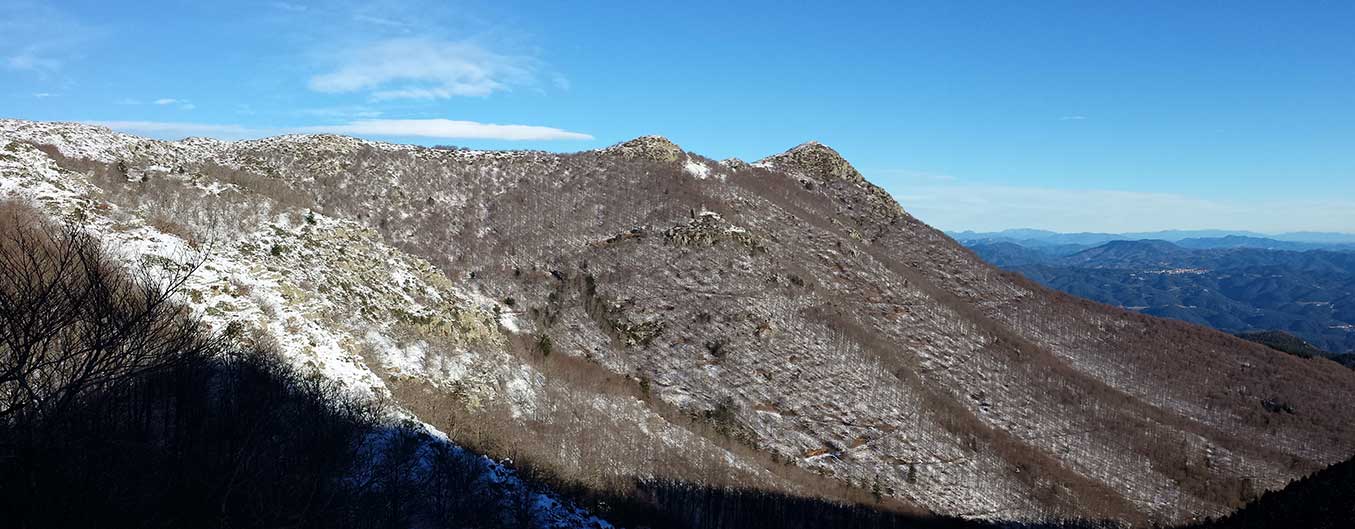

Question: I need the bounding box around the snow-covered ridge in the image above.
[0,119,547,169]
[0,119,795,526]
[0,134,614,529]
[7,117,1353,527]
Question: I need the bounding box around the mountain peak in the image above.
[7,119,1353,526]
[758,140,864,183]
[603,135,684,162]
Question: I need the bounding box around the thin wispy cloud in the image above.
[300,118,592,140]
[551,75,572,91]
[6,52,62,73]
[119,97,195,110]
[352,14,408,29]
[1058,115,1088,121]
[309,37,537,100]
[154,98,195,110]
[86,118,592,142]
[297,105,384,119]
[267,2,307,12]
[0,2,101,77]
[84,120,270,140]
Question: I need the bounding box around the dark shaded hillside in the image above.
[1187,456,1355,529]
[0,199,1113,529]
[1236,331,1355,370]
[8,119,1355,526]
[12,191,1296,529]
[0,202,570,529]
[1237,331,1332,359]
[219,134,1355,523]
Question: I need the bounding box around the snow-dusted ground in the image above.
[0,130,614,529]
[6,118,1353,527]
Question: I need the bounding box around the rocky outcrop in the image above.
[5,119,1355,527]
[758,141,864,183]
[664,210,759,249]
[759,141,907,221]
[602,135,684,163]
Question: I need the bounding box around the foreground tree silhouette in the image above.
[0,201,203,426]
[0,202,383,528]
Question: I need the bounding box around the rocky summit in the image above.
[3,118,1354,527]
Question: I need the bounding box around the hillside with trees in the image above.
[4,119,1355,527]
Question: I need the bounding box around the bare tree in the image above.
[0,201,208,424]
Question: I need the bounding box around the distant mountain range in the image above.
[956,234,1355,355]
[949,229,1355,251]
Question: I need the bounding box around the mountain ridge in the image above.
[4,118,1355,526]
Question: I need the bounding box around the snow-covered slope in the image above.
[4,118,1355,527]
[0,129,612,529]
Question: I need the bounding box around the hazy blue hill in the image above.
[961,241,1060,266]
[1275,231,1355,245]
[1115,229,1268,241]
[951,229,1355,251]
[966,240,1355,353]
[1059,239,1193,268]
[950,229,1268,246]
[1177,235,1355,252]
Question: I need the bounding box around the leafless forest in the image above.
[2,120,1353,528]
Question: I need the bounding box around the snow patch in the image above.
[684,157,711,179]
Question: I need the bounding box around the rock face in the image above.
[759,141,864,183]
[759,141,906,219]
[663,210,759,248]
[4,118,1355,527]
[0,129,615,528]
[604,135,684,163]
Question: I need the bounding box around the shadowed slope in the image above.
[5,119,1354,526]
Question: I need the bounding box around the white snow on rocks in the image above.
[0,127,616,529]
[683,157,712,179]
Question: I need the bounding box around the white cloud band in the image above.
[299,118,591,141]
[86,118,592,142]
[308,38,536,100]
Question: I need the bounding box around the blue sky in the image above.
[3,1,1353,233]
